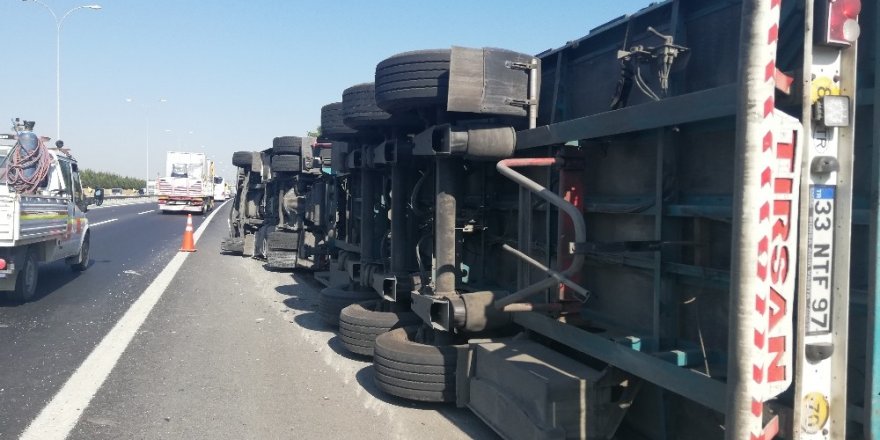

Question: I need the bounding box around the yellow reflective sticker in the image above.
[811,76,840,104]
[802,392,830,434]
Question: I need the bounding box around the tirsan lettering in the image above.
[770,244,789,285]
[758,136,797,387]
[768,286,786,331]
[766,336,787,382]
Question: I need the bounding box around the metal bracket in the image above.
[345,150,362,169]
[505,98,539,108]
[366,269,415,303]
[411,293,453,331]
[344,258,361,284]
[811,156,840,174]
[805,342,834,362]
[505,60,538,71]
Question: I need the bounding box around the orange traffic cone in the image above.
[180,214,197,252]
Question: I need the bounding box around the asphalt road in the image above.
[0,201,207,438]
[0,201,496,439]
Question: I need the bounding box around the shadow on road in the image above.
[275,283,337,334]
[354,365,499,439]
[267,273,500,439]
[327,335,372,361]
[291,309,334,334]
[0,258,108,307]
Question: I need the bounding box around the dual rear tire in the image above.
[338,300,421,357]
[373,326,461,403]
[317,287,376,327]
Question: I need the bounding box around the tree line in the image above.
[80,169,145,190]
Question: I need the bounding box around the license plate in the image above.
[806,184,835,336]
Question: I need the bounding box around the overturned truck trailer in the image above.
[223,138,336,271]
[308,0,877,438]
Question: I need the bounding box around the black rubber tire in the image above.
[373,370,452,392]
[220,238,244,254]
[272,136,303,155]
[338,300,422,357]
[321,102,357,140]
[69,231,90,271]
[375,49,450,113]
[372,326,461,402]
[12,248,38,303]
[271,155,301,173]
[318,288,377,327]
[232,151,253,168]
[267,250,297,269]
[267,231,299,250]
[342,83,393,129]
[373,354,455,375]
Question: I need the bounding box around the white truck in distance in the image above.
[157,151,214,214]
[213,176,226,202]
[0,119,101,302]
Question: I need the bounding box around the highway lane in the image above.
[64,202,493,440]
[0,201,214,438]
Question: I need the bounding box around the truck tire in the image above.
[267,250,297,269]
[242,233,256,257]
[232,151,253,168]
[271,155,302,173]
[342,83,393,129]
[68,231,90,271]
[268,231,299,250]
[375,49,451,113]
[321,102,357,140]
[318,287,376,327]
[12,248,38,302]
[272,136,303,155]
[220,238,244,254]
[339,300,422,357]
[373,326,461,402]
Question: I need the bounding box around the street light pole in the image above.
[22,0,102,140]
[126,98,167,182]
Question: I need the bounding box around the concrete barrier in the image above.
[98,196,157,207]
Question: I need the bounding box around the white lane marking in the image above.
[136,210,154,215]
[90,219,118,227]
[20,199,229,440]
[90,200,156,210]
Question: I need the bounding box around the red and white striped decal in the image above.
[747,0,792,439]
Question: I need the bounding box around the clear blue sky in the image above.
[0,0,654,182]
